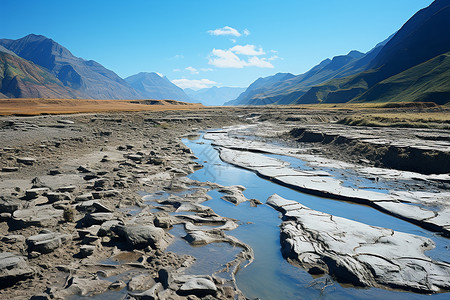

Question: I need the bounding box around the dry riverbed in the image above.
[0,105,449,299]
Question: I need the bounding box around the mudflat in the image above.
[0,104,449,299]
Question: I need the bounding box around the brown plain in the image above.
[0,98,204,116]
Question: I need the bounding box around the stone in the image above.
[12,205,63,229]
[17,157,36,165]
[2,235,25,244]
[25,187,50,200]
[2,166,19,172]
[129,282,163,300]
[79,245,95,258]
[113,225,170,250]
[128,274,157,291]
[0,252,34,287]
[0,195,23,213]
[267,194,450,293]
[26,231,72,254]
[46,192,71,203]
[178,278,217,297]
[82,213,114,226]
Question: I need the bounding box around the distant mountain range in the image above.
[125,72,193,102]
[228,0,450,105]
[185,86,245,106]
[0,35,193,101]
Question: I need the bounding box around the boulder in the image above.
[113,225,170,250]
[178,278,217,297]
[0,252,34,287]
[26,231,71,254]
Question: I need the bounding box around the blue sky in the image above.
[3,0,433,89]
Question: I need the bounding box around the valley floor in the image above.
[0,105,448,299]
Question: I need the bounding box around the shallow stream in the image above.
[181,132,450,300]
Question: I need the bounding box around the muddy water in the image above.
[182,133,450,300]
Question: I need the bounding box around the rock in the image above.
[57,185,76,193]
[113,225,171,250]
[26,231,71,254]
[79,245,95,258]
[48,169,61,176]
[51,275,111,298]
[12,205,63,229]
[57,119,74,124]
[178,278,217,297]
[0,252,34,287]
[46,192,71,203]
[25,187,50,200]
[154,215,175,228]
[81,213,114,227]
[109,280,126,290]
[183,231,223,245]
[17,157,36,165]
[127,154,143,162]
[2,166,19,172]
[129,282,163,300]
[2,235,25,244]
[158,268,172,289]
[217,186,249,205]
[97,220,122,236]
[92,189,119,199]
[267,194,450,293]
[75,193,94,202]
[0,195,23,213]
[30,293,51,300]
[128,274,157,291]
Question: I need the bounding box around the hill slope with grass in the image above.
[0,50,80,98]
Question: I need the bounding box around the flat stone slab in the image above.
[0,252,34,287]
[218,147,450,236]
[267,194,450,293]
[12,205,63,229]
[26,231,72,254]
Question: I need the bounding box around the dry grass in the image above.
[0,98,204,116]
[338,112,450,129]
[290,102,440,111]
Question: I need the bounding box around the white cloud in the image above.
[185,66,199,74]
[230,44,265,56]
[208,45,274,69]
[208,26,241,37]
[268,55,279,61]
[247,57,274,68]
[208,48,245,68]
[200,68,213,72]
[170,54,184,60]
[172,79,217,90]
[243,29,250,36]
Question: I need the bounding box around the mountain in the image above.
[0,34,141,99]
[185,86,245,106]
[225,73,295,105]
[227,43,389,105]
[124,72,193,102]
[292,0,450,104]
[0,49,80,98]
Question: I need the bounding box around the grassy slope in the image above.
[0,52,79,98]
[353,51,450,104]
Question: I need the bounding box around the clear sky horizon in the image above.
[2,0,434,90]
